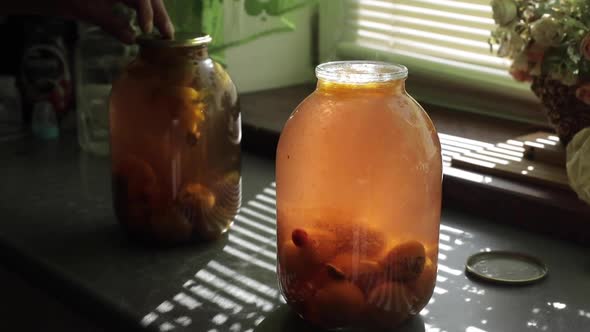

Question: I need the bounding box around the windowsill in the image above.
[241,84,590,244]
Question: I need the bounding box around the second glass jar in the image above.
[276,61,442,330]
[109,34,241,245]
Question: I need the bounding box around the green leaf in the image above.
[280,16,296,30]
[568,43,582,64]
[244,0,264,16]
[267,0,318,16]
[541,46,568,75]
[166,0,203,33]
[165,0,316,63]
[202,0,225,62]
[202,0,224,41]
[579,59,590,81]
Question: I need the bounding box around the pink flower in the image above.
[510,68,532,82]
[580,33,590,61]
[527,50,545,64]
[576,84,590,105]
[509,54,532,82]
[527,44,546,63]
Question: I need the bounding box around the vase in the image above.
[531,76,590,145]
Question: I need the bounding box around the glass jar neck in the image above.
[316,79,406,95]
[139,45,209,65]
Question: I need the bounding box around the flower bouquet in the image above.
[489,0,590,144]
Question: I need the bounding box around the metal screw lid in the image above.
[465,250,548,285]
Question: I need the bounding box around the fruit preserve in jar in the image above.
[109,34,241,245]
[276,61,442,329]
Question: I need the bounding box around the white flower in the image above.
[491,0,518,26]
[523,6,538,22]
[495,23,525,58]
[580,33,590,61]
[530,16,563,47]
[567,128,590,205]
[507,31,525,57]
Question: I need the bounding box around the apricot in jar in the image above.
[291,228,338,264]
[151,208,193,243]
[307,281,365,328]
[381,240,426,281]
[366,281,412,328]
[326,254,382,294]
[315,220,386,257]
[406,258,437,311]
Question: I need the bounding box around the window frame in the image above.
[319,0,547,126]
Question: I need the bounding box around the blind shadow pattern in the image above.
[140,146,589,331]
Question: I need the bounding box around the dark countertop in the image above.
[1,133,590,332]
[0,135,275,331]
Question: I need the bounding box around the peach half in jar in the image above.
[306,281,366,328]
[313,219,386,258]
[151,208,193,243]
[406,257,437,312]
[278,231,436,329]
[326,254,382,295]
[366,281,412,329]
[290,228,339,265]
[381,240,427,282]
[112,156,160,231]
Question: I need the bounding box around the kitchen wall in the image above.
[223,2,316,93]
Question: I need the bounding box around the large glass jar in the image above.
[109,34,241,245]
[276,61,442,330]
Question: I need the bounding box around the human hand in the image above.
[59,0,174,43]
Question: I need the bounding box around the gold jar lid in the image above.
[137,32,212,48]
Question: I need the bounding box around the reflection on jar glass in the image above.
[276,61,442,330]
[109,33,241,245]
[77,16,139,156]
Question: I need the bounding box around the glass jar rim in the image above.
[137,32,212,48]
[316,61,408,84]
